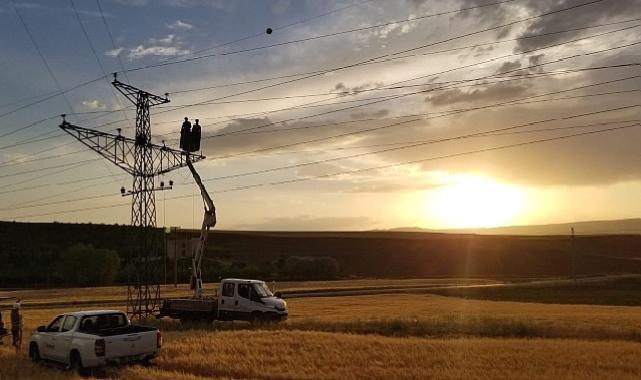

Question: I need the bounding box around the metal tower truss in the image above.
[58,122,204,177]
[58,75,205,320]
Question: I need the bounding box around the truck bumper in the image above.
[105,352,158,366]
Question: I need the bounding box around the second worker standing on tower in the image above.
[180,117,201,153]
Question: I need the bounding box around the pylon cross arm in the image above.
[112,79,169,106]
[59,121,205,176]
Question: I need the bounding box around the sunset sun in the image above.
[426,175,525,229]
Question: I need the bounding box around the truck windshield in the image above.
[252,283,273,298]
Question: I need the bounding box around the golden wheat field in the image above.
[2,282,641,379]
[0,278,495,306]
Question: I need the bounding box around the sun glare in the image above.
[426,175,524,229]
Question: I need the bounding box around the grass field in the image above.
[428,276,641,306]
[2,279,641,379]
[0,278,497,307]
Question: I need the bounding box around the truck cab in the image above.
[159,278,288,323]
[218,279,288,322]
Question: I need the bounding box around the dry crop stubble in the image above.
[3,289,641,379]
[131,330,641,380]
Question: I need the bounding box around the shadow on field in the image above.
[147,315,641,343]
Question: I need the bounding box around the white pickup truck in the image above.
[29,310,161,374]
[159,278,288,323]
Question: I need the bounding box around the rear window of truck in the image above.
[79,313,127,331]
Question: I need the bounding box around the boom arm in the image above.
[186,157,216,298]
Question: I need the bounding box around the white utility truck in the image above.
[158,157,288,323]
[159,278,288,322]
[29,310,161,373]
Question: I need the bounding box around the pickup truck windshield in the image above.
[253,283,273,298]
[79,313,128,331]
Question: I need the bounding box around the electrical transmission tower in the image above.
[60,74,204,320]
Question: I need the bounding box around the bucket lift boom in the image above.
[186,156,216,298]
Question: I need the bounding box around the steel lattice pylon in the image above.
[59,76,204,320]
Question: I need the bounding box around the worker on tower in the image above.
[191,118,201,152]
[180,117,191,150]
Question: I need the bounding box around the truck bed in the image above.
[159,298,219,320]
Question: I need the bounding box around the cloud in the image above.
[149,34,176,45]
[495,60,521,74]
[104,47,124,57]
[426,82,529,106]
[127,44,189,60]
[349,109,390,120]
[458,0,641,53]
[332,81,385,95]
[167,20,193,30]
[80,100,108,111]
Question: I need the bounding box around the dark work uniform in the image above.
[180,120,192,150]
[0,310,5,344]
[10,307,21,347]
[191,121,201,152]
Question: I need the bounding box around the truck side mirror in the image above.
[37,325,46,332]
[274,292,282,299]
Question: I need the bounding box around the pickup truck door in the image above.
[218,281,236,320]
[235,283,253,320]
[54,315,79,363]
[40,315,64,361]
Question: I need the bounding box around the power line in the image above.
[123,0,523,73]
[162,0,379,65]
[201,61,640,159]
[0,1,624,180]
[7,121,639,220]
[0,89,633,195]
[0,158,102,180]
[218,90,639,140]
[125,0,612,127]
[164,17,638,96]
[173,24,641,141]
[89,24,640,144]
[6,7,630,144]
[70,0,134,132]
[0,0,378,124]
[234,119,641,156]
[96,0,131,83]
[2,76,633,175]
[210,122,641,193]
[198,104,640,182]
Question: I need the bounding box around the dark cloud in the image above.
[495,60,522,74]
[350,109,390,120]
[332,82,385,95]
[459,0,641,53]
[513,0,641,53]
[426,82,529,106]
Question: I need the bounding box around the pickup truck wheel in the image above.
[69,351,88,376]
[29,343,41,363]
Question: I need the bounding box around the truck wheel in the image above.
[29,343,41,363]
[69,351,88,376]
[250,312,264,326]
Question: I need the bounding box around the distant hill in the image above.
[4,220,641,288]
[392,218,641,236]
